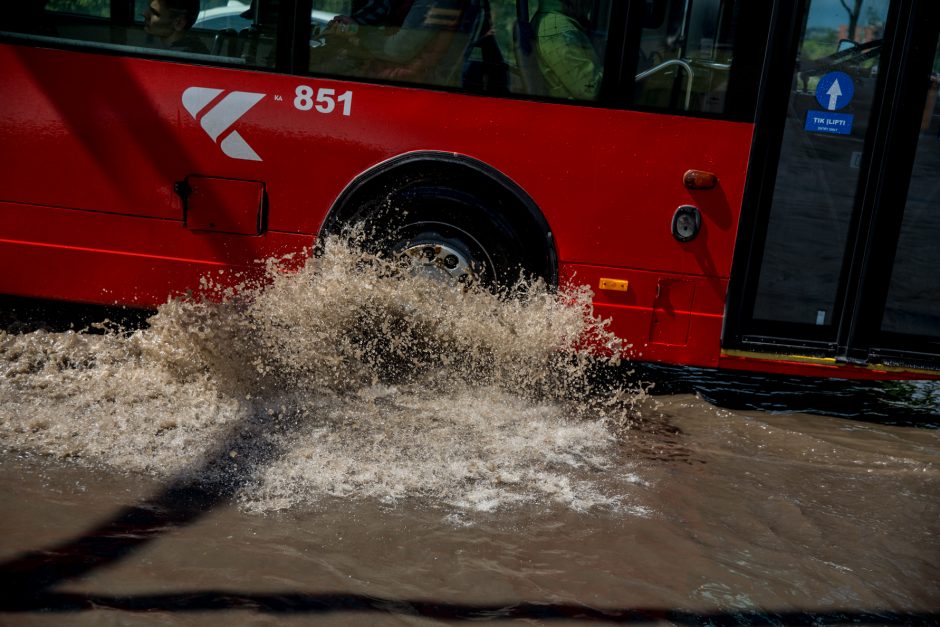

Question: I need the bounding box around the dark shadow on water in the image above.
[2,590,938,626]
[626,363,940,427]
[0,412,284,607]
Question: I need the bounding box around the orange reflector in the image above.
[683,169,718,190]
[599,278,629,292]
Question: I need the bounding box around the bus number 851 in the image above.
[294,85,353,116]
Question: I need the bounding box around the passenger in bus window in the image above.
[533,0,602,100]
[142,0,209,54]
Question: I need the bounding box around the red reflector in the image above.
[683,170,718,190]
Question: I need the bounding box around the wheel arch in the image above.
[319,151,558,286]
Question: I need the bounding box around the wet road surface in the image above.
[1,244,938,625]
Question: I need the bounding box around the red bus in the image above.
[1,0,938,379]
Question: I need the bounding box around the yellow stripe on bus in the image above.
[720,349,939,376]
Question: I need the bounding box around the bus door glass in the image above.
[728,0,940,370]
[877,38,940,355]
[752,0,890,334]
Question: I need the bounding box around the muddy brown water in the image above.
[1,242,938,625]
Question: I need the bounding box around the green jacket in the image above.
[533,0,602,100]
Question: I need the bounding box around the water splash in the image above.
[0,237,653,512]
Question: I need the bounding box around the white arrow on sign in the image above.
[826,79,843,111]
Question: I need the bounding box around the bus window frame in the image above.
[0,30,249,65]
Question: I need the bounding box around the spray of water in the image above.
[0,237,654,513]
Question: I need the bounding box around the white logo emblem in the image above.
[182,87,265,161]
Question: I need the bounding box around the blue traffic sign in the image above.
[815,71,855,111]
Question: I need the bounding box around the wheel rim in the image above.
[392,223,494,285]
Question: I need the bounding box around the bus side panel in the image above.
[0,202,311,306]
[0,44,755,367]
[1,45,753,273]
[0,41,755,258]
[1,46,186,221]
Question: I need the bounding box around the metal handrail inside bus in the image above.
[635,59,694,110]
[688,59,731,71]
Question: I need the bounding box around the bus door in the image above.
[724,0,940,372]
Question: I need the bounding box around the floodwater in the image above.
[1,240,938,626]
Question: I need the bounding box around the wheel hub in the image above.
[397,240,478,285]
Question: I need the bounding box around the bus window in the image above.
[1,0,282,68]
[310,0,485,89]
[307,0,611,101]
[633,0,737,115]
